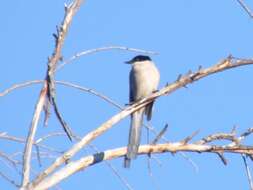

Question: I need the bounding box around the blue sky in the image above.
[1,0,253,189]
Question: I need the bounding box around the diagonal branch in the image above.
[242,154,253,190]
[236,0,253,18]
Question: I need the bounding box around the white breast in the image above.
[131,60,160,101]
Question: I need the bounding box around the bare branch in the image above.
[3,0,82,182]
[45,0,86,142]
[216,153,228,165]
[22,0,85,186]
[196,132,238,145]
[35,132,66,144]
[88,144,134,190]
[56,81,123,109]
[33,140,253,189]
[57,46,158,70]
[0,171,20,188]
[0,132,63,154]
[239,128,253,142]
[242,154,253,190]
[0,80,43,97]
[0,80,123,110]
[236,0,253,18]
[22,84,48,186]
[0,151,19,167]
[180,152,199,172]
[180,130,200,145]
[151,124,169,144]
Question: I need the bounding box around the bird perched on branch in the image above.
[124,55,160,168]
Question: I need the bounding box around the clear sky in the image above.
[1,0,253,189]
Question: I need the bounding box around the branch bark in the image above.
[33,141,253,189]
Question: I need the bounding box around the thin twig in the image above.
[51,96,74,141]
[35,145,42,167]
[151,124,169,144]
[0,80,123,110]
[72,135,133,190]
[57,46,158,70]
[0,151,19,167]
[0,170,20,188]
[242,154,253,190]
[196,132,238,145]
[180,130,200,145]
[216,152,228,166]
[239,128,253,142]
[0,80,43,97]
[35,132,66,144]
[147,156,161,190]
[180,152,199,172]
[88,144,134,190]
[236,0,253,18]
[0,132,63,154]
[56,81,123,109]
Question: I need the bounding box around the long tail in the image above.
[124,108,144,168]
[145,101,154,121]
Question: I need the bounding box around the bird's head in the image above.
[125,55,151,64]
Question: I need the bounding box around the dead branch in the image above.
[21,0,85,186]
[0,132,64,154]
[242,154,253,190]
[57,46,158,70]
[0,171,20,188]
[22,84,48,187]
[236,0,253,18]
[0,151,19,167]
[32,128,253,189]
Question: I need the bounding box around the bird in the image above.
[124,55,160,168]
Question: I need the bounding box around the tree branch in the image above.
[236,0,253,18]
[21,83,48,187]
[33,135,253,189]
[57,46,158,70]
[21,0,85,187]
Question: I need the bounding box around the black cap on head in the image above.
[125,55,151,64]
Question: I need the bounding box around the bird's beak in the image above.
[125,60,132,64]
